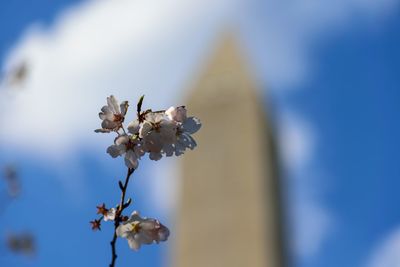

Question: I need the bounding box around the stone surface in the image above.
[173,33,285,267]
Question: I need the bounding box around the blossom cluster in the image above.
[95,95,201,169]
[91,95,201,254]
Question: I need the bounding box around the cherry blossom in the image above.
[163,106,201,156]
[104,208,116,221]
[95,95,128,133]
[116,211,169,251]
[107,135,145,169]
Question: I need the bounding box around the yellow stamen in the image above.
[130,221,141,233]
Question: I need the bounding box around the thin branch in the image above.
[109,168,134,267]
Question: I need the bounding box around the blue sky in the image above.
[294,12,400,267]
[0,0,83,63]
[0,0,399,267]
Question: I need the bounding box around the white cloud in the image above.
[236,0,399,89]
[278,112,333,258]
[292,201,333,258]
[279,113,315,172]
[0,0,397,155]
[0,0,238,156]
[366,228,400,267]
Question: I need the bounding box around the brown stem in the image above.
[109,168,134,267]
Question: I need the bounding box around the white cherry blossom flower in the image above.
[95,95,128,133]
[116,211,169,251]
[140,112,177,160]
[107,135,145,169]
[163,108,201,156]
[104,208,116,221]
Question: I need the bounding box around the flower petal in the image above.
[165,106,187,122]
[143,133,163,152]
[139,121,153,138]
[134,143,146,158]
[149,152,162,161]
[157,225,170,242]
[160,122,177,144]
[102,120,119,130]
[127,120,140,134]
[129,211,142,221]
[107,144,125,158]
[162,144,174,157]
[104,208,116,221]
[140,220,158,230]
[116,224,131,238]
[178,133,197,150]
[125,150,139,169]
[136,232,153,245]
[115,135,129,146]
[127,237,141,251]
[182,117,201,134]
[120,101,129,116]
[107,95,120,114]
[100,106,114,120]
[165,106,175,120]
[145,112,165,124]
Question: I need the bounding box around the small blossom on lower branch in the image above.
[104,208,116,221]
[116,211,169,251]
[96,203,108,215]
[96,203,116,221]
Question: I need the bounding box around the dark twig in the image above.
[109,168,134,267]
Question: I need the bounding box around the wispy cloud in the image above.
[0,0,397,154]
[366,228,400,267]
[278,112,333,258]
[0,0,238,155]
[292,201,333,257]
[279,113,315,172]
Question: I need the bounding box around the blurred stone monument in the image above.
[174,34,285,267]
